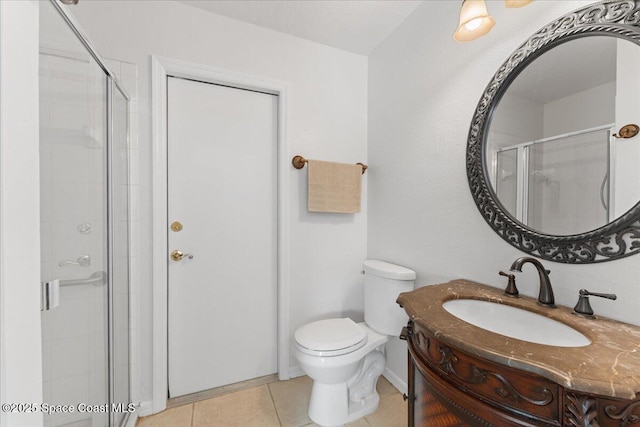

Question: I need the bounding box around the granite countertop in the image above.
[397,279,640,400]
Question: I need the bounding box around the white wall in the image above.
[614,38,640,219]
[543,81,615,137]
[490,93,544,148]
[0,1,44,426]
[70,0,368,405]
[369,0,640,384]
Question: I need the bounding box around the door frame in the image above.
[151,55,290,413]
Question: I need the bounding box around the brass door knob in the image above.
[171,250,194,261]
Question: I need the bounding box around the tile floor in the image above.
[137,376,407,427]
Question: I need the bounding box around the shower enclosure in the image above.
[39,1,132,426]
[494,125,613,236]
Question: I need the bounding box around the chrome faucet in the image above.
[509,257,556,308]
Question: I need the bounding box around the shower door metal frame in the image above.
[48,0,128,96]
[108,78,132,426]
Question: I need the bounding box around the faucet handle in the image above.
[499,271,519,297]
[573,289,617,318]
[580,289,617,300]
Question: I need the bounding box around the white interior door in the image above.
[167,76,278,398]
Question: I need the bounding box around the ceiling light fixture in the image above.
[453,0,533,43]
[453,0,495,43]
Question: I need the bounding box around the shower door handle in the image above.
[41,280,60,311]
[171,250,194,262]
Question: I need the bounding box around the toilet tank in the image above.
[363,259,416,336]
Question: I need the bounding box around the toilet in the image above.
[294,259,416,427]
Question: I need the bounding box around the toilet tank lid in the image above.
[363,259,416,281]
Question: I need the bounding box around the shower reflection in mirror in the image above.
[491,125,613,236]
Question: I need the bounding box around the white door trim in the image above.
[151,55,290,413]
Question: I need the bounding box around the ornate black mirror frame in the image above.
[467,0,640,263]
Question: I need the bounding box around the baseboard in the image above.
[383,367,407,395]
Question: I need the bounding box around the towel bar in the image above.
[291,155,367,174]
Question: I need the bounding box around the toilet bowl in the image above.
[294,260,416,427]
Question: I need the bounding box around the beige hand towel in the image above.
[308,160,362,213]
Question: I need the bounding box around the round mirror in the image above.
[486,36,640,236]
[467,0,640,263]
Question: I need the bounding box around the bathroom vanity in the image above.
[397,280,640,427]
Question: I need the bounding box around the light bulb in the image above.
[465,18,483,31]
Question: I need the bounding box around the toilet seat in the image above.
[295,318,367,357]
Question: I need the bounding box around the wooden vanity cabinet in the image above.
[403,321,640,427]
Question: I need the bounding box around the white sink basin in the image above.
[442,299,590,347]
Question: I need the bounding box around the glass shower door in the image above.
[40,1,109,426]
[527,129,610,235]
